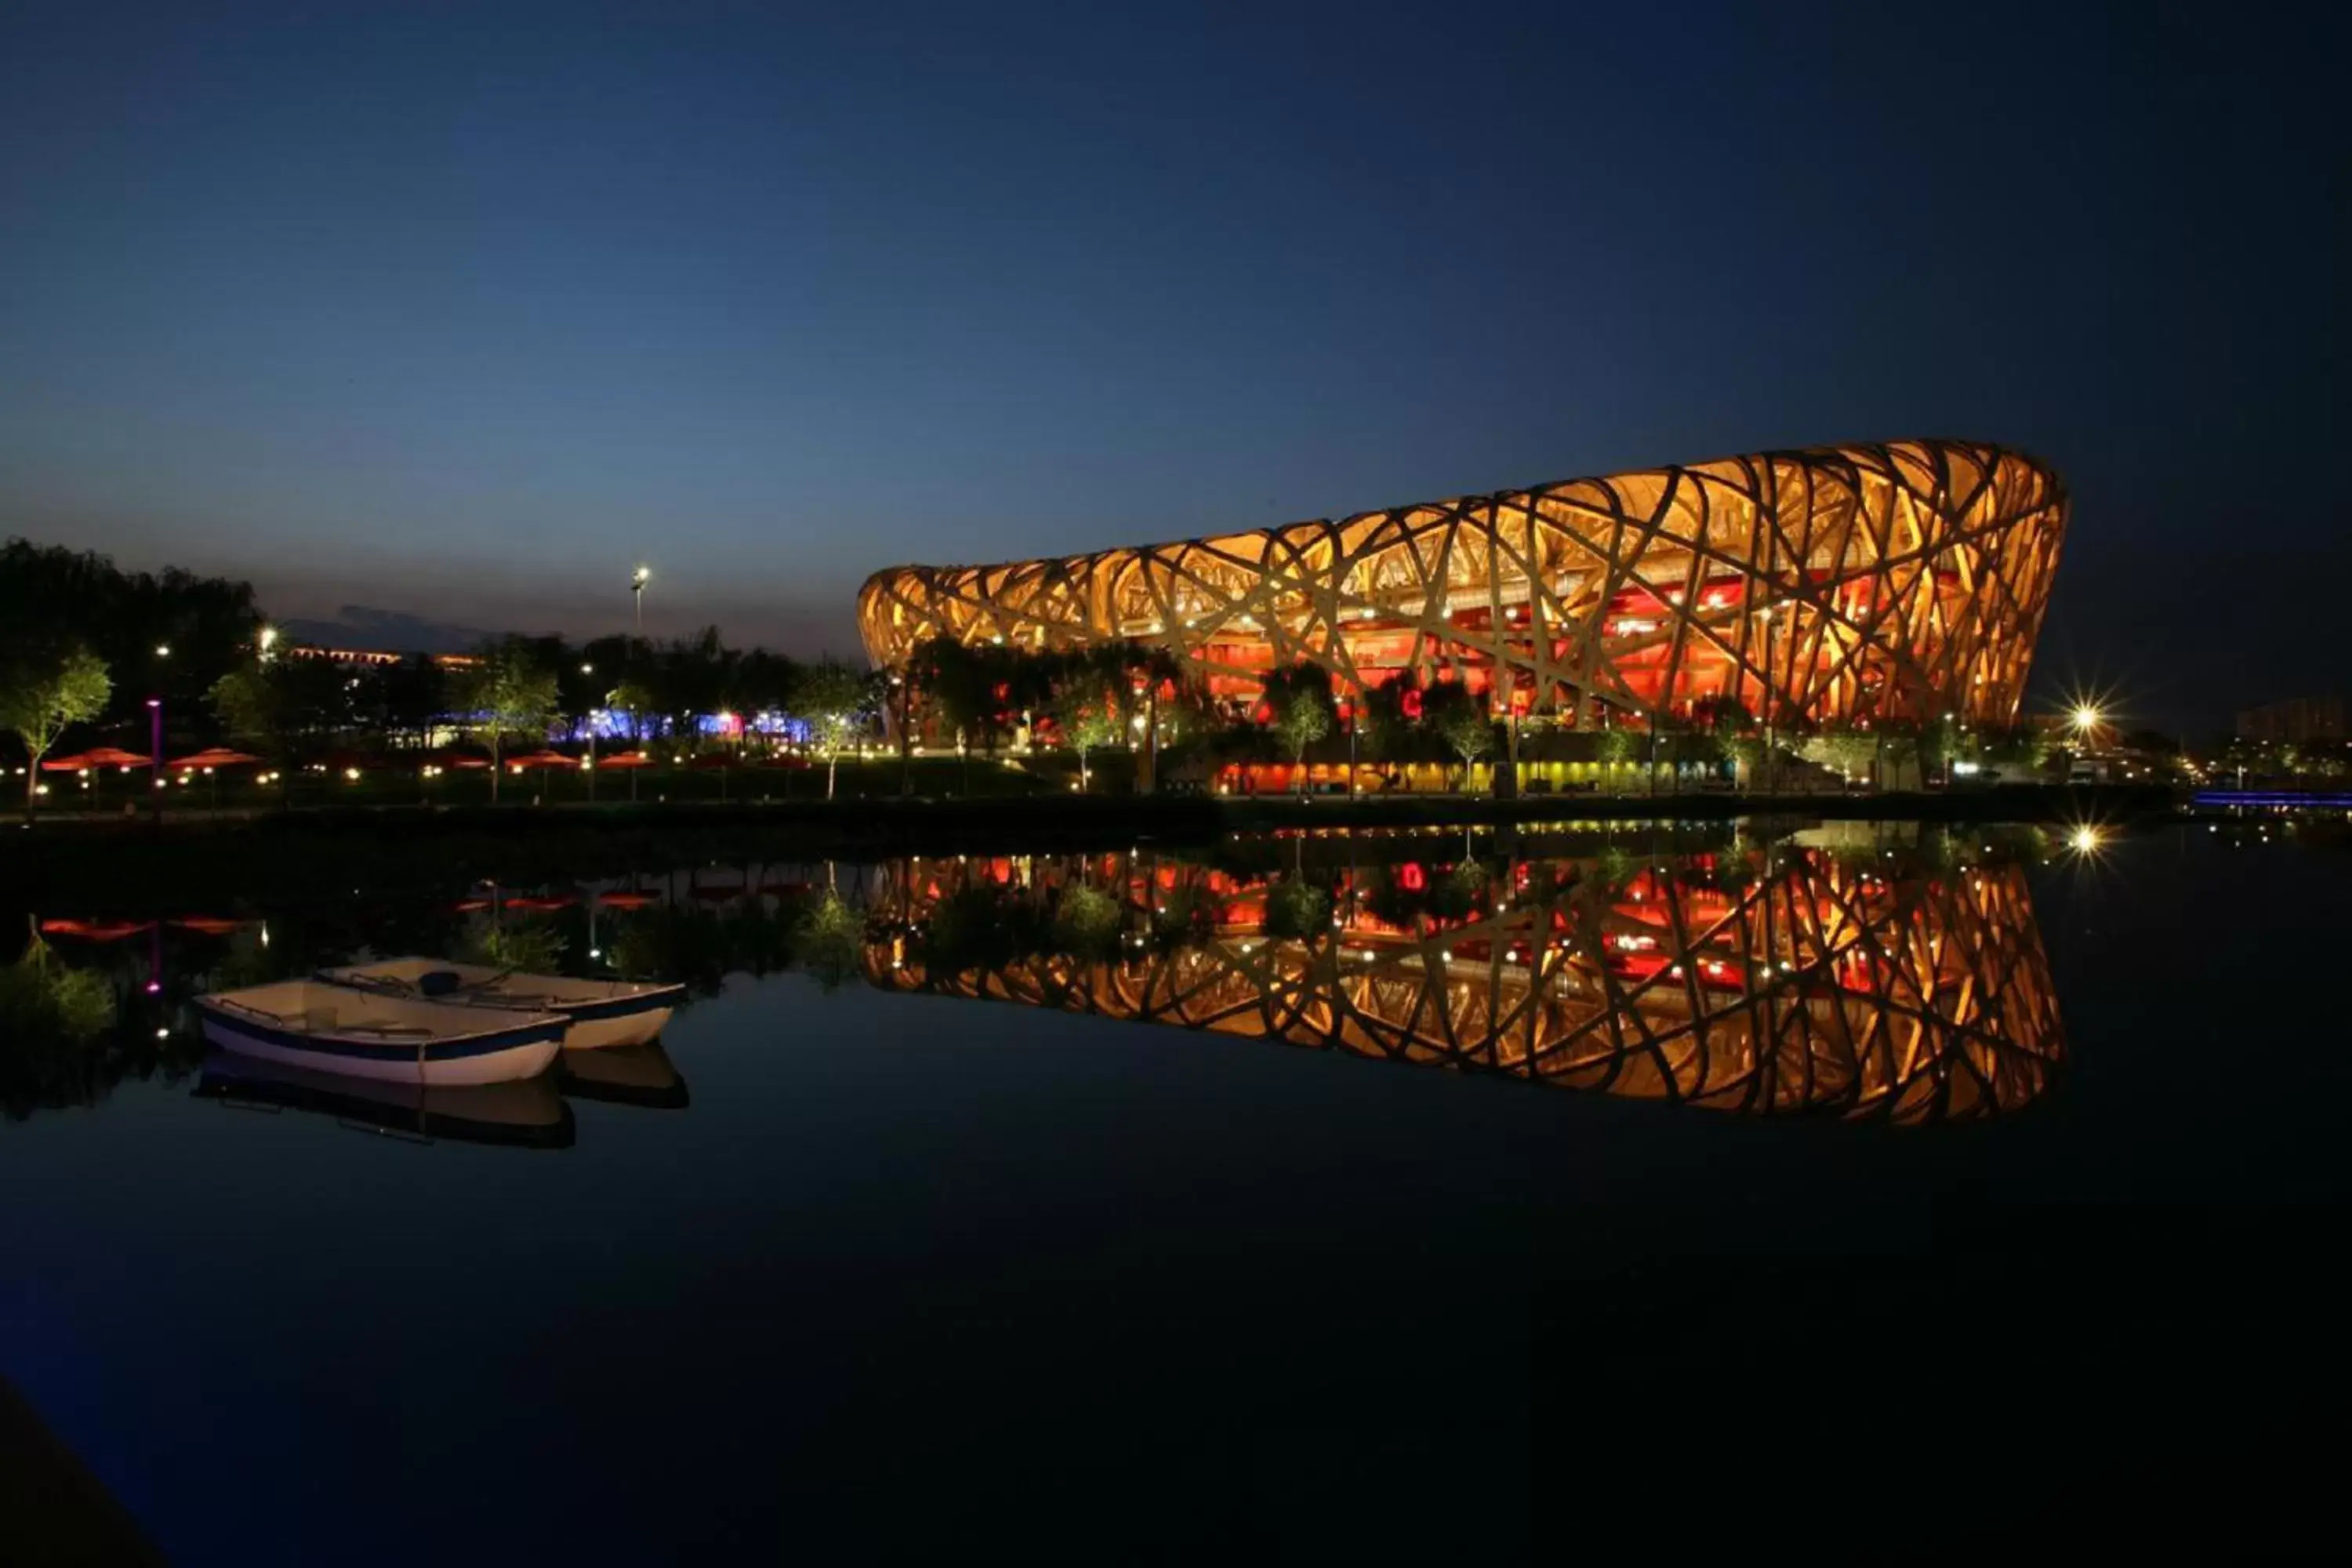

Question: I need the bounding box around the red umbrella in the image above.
[597,751,655,769]
[38,753,93,772]
[597,891,660,909]
[38,918,154,942]
[506,750,577,770]
[503,893,579,910]
[169,748,263,769]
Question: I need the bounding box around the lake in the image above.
[4,815,2347,1559]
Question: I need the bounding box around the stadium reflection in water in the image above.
[865,833,2063,1124]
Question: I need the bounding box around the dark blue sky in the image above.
[2,2,2342,727]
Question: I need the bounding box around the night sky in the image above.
[2,2,2342,731]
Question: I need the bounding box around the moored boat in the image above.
[316,959,684,1049]
[195,979,565,1086]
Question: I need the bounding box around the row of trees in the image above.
[0,539,891,808]
[204,635,879,800]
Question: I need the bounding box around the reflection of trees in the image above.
[461,917,567,975]
[797,891,867,993]
[604,895,806,997]
[866,840,2064,1124]
[0,929,202,1121]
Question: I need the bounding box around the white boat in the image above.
[315,959,684,1050]
[196,979,566,1087]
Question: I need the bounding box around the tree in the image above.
[455,638,560,804]
[1693,695,1760,788]
[908,636,1007,760]
[0,646,110,811]
[364,655,450,747]
[209,657,355,781]
[1260,662,1334,792]
[0,539,258,733]
[1421,681,1497,789]
[1051,684,1120,791]
[1802,727,1879,789]
[790,656,875,800]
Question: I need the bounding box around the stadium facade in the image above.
[857,439,2066,728]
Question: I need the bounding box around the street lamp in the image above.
[632,566,650,640]
[146,696,163,822]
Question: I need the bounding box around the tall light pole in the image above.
[582,664,599,804]
[632,565,650,642]
[150,643,170,822]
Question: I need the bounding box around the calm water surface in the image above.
[3,819,2347,1559]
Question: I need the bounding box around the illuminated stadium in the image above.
[857,439,2066,728]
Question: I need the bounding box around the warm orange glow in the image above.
[865,840,2063,1124]
[859,440,2067,728]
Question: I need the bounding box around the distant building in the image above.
[2236,697,2345,744]
[284,644,479,671]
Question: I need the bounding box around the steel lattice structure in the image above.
[865,844,2063,1123]
[858,438,2066,726]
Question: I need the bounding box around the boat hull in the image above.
[197,1011,561,1087]
[562,1004,676,1051]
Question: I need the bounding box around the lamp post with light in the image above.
[148,643,171,822]
[632,565,650,641]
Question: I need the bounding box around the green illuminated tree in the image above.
[790,656,876,800]
[455,638,561,804]
[0,645,110,812]
[1422,681,1497,790]
[1261,662,1334,792]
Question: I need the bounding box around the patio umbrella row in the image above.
[42,746,815,773]
[42,747,264,771]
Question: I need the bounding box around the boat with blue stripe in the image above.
[194,979,567,1086]
[315,960,685,1050]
